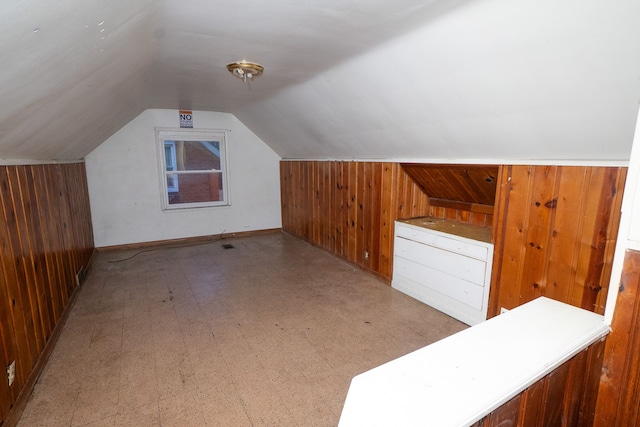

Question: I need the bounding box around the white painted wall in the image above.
[85,109,282,247]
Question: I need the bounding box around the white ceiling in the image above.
[1,0,640,162]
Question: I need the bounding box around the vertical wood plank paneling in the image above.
[280,160,623,308]
[305,161,311,239]
[281,161,495,282]
[19,165,53,345]
[53,165,76,298]
[378,163,395,279]
[362,162,373,269]
[335,163,344,257]
[0,170,23,413]
[370,162,382,273]
[15,165,49,353]
[293,161,300,236]
[579,338,606,426]
[488,165,510,317]
[356,162,366,266]
[595,249,640,426]
[0,162,94,426]
[541,358,571,426]
[0,166,39,380]
[572,168,604,311]
[59,165,81,284]
[312,162,320,246]
[281,160,437,280]
[0,292,12,421]
[544,167,588,306]
[563,347,588,424]
[472,339,604,426]
[491,166,534,313]
[519,380,544,427]
[294,161,303,239]
[341,162,350,258]
[279,162,288,235]
[31,166,62,325]
[490,165,625,317]
[394,164,408,221]
[47,165,72,306]
[347,162,358,264]
[580,168,621,312]
[474,395,521,426]
[519,166,558,305]
[324,161,334,252]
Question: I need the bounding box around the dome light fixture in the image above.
[226,61,264,82]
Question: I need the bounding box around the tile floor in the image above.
[18,232,466,427]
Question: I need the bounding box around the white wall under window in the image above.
[85,109,282,247]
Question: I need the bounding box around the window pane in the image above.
[166,140,225,206]
[164,141,178,192]
[172,141,221,171]
[168,172,223,205]
[164,145,174,169]
[166,174,177,191]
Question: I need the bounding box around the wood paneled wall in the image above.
[281,161,628,426]
[400,163,499,206]
[280,161,492,280]
[472,338,605,426]
[0,163,94,425]
[594,249,640,426]
[489,165,626,316]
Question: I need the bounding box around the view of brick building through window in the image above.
[158,129,228,209]
[166,141,223,204]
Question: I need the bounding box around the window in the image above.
[156,129,229,209]
[164,141,178,192]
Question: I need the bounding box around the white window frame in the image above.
[156,128,230,210]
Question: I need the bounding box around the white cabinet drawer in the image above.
[394,237,487,286]
[395,223,489,260]
[393,257,484,310]
[395,224,437,246]
[434,234,489,260]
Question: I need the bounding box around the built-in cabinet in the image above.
[281,161,625,317]
[392,218,493,325]
[340,297,608,426]
[280,159,629,425]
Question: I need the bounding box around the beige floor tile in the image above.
[158,394,206,426]
[201,395,253,427]
[18,232,466,426]
[71,376,120,426]
[112,402,160,426]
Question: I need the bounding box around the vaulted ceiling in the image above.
[2,0,639,162]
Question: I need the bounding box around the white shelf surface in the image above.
[338,297,610,427]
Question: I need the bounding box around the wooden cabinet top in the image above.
[397,217,492,244]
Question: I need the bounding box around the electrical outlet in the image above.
[7,361,15,386]
[364,251,369,260]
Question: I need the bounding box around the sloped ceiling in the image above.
[401,164,498,206]
[1,0,640,162]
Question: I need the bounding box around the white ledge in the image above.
[338,297,610,427]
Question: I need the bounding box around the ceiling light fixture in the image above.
[226,61,264,83]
